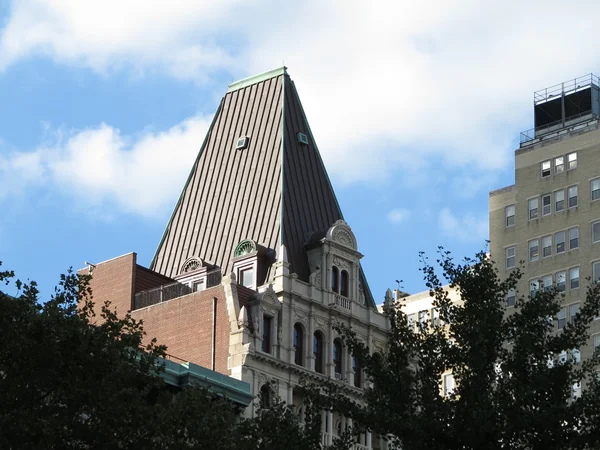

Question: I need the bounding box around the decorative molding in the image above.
[180,256,203,274]
[234,239,257,257]
[332,256,351,271]
[326,220,357,250]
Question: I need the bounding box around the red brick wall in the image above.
[79,253,135,317]
[134,265,174,293]
[131,285,231,375]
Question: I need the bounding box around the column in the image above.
[327,411,334,445]
[366,431,372,449]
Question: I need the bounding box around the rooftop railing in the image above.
[520,111,599,147]
[534,73,599,105]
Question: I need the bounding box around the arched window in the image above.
[314,331,324,373]
[353,356,361,388]
[333,338,343,377]
[260,383,272,409]
[294,323,304,366]
[340,270,349,297]
[331,266,339,293]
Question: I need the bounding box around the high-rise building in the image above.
[490,73,600,369]
[82,67,389,449]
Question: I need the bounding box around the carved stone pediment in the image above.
[256,284,282,312]
[326,220,357,250]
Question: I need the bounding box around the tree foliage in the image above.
[325,249,600,450]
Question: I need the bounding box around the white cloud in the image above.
[387,208,411,224]
[1,116,212,217]
[438,207,488,243]
[2,0,600,186]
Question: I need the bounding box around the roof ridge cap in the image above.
[227,67,288,93]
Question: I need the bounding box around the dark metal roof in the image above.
[151,68,375,308]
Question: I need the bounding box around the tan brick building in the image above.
[490,74,600,377]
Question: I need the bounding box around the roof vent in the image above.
[297,132,309,146]
[236,136,249,150]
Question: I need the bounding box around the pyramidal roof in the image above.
[151,67,375,307]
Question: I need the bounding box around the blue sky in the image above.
[1,0,600,301]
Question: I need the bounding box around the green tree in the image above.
[323,249,600,450]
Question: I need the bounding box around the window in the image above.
[505,288,516,307]
[542,274,552,292]
[192,279,205,292]
[594,335,600,353]
[528,198,538,219]
[568,185,578,208]
[556,271,566,292]
[340,270,349,297]
[262,316,272,353]
[407,313,416,328]
[569,303,580,324]
[569,227,579,249]
[505,246,516,268]
[240,267,255,288]
[572,348,581,364]
[555,231,566,253]
[555,190,565,212]
[331,266,339,293]
[505,205,515,227]
[432,308,440,326]
[558,350,568,365]
[593,220,600,243]
[313,332,324,373]
[570,267,580,289]
[541,160,551,177]
[594,261,600,282]
[444,374,455,396]
[572,382,582,399]
[558,307,567,330]
[568,152,577,170]
[592,178,600,201]
[542,194,551,216]
[418,310,428,328]
[294,323,304,366]
[530,279,539,297]
[542,236,552,258]
[333,339,343,377]
[555,155,564,173]
[529,239,539,261]
[260,384,272,409]
[353,356,361,388]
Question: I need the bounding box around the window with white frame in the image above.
[529,239,539,261]
[555,190,565,212]
[554,155,565,173]
[570,267,580,289]
[418,310,428,328]
[594,335,600,353]
[407,313,416,328]
[541,160,551,177]
[568,185,578,208]
[569,303,580,324]
[542,236,552,257]
[530,279,539,297]
[192,278,206,292]
[594,261,600,282]
[572,382,582,399]
[572,348,581,364]
[432,309,440,327]
[569,227,579,249]
[542,274,552,291]
[505,246,516,269]
[528,198,538,219]
[505,205,515,227]
[443,374,455,396]
[593,220,600,243]
[558,307,567,330]
[592,178,600,201]
[505,288,516,307]
[558,350,568,365]
[542,194,551,216]
[568,152,577,170]
[556,271,566,292]
[555,231,566,253]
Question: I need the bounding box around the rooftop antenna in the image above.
[395,279,401,290]
[85,261,97,274]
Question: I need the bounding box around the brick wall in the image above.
[131,285,231,375]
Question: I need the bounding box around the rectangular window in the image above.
[432,309,440,327]
[569,227,579,249]
[240,267,255,288]
[192,279,205,292]
[542,194,551,216]
[558,307,567,330]
[556,271,566,292]
[593,220,600,243]
[559,350,568,365]
[418,310,428,327]
[542,275,553,291]
[568,152,577,170]
[505,288,516,307]
[529,239,539,261]
[528,198,538,220]
[505,205,515,227]
[592,178,600,201]
[568,185,578,208]
[407,313,416,327]
[530,279,539,297]
[505,246,516,269]
[555,231,566,253]
[262,315,272,353]
[572,382,582,399]
[594,261,600,282]
[555,155,564,173]
[542,236,552,258]
[570,267,580,289]
[541,160,551,177]
[572,348,581,364]
[569,303,580,323]
[444,374,455,396]
[594,335,600,353]
[555,190,565,212]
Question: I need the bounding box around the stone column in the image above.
[327,411,334,445]
[366,431,372,448]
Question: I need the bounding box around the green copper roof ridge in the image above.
[228,66,288,93]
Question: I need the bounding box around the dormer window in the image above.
[239,267,255,289]
[192,279,205,292]
[332,266,339,292]
[232,239,267,291]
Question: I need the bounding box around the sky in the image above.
[1,0,600,301]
